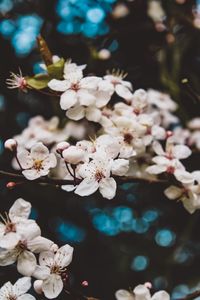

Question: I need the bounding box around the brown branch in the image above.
[0,170,166,187]
[178,290,200,300]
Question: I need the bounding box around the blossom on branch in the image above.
[0,277,35,300]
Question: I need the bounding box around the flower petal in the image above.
[111,159,129,176]
[54,244,74,268]
[151,291,170,300]
[48,79,69,92]
[75,178,99,197]
[28,236,54,254]
[18,294,36,300]
[115,289,134,300]
[164,186,183,200]
[30,143,49,160]
[133,284,151,300]
[77,89,95,106]
[115,84,133,99]
[146,165,166,174]
[66,105,85,121]
[85,107,101,122]
[9,198,31,221]
[17,150,33,170]
[13,277,31,296]
[99,177,117,200]
[172,145,191,159]
[17,251,37,276]
[60,90,77,110]
[42,274,63,299]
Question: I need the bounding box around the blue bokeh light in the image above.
[86,7,105,23]
[155,229,176,247]
[55,218,86,243]
[0,0,13,14]
[171,285,190,299]
[131,255,149,271]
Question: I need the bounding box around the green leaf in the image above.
[47,58,65,79]
[27,74,50,90]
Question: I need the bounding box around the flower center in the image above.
[51,264,62,275]
[71,83,80,91]
[8,295,17,300]
[95,170,105,182]
[123,133,133,144]
[5,222,16,234]
[17,240,28,252]
[166,166,175,174]
[33,160,43,171]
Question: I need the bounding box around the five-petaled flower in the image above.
[17,142,57,180]
[0,277,35,300]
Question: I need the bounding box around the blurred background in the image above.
[1,0,200,299]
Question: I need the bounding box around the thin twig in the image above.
[0,170,166,186]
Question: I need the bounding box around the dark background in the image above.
[1,0,200,299]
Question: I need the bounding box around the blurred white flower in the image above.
[17,143,57,180]
[0,277,35,300]
[115,284,170,300]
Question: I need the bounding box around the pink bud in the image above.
[81,280,88,287]
[6,182,16,189]
[144,282,152,289]
[56,142,70,154]
[63,146,85,164]
[166,131,173,138]
[4,139,17,151]
[34,280,43,294]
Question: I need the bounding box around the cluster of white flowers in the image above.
[0,199,74,299]
[115,283,170,300]
[5,58,200,213]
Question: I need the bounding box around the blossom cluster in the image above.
[0,199,74,299]
[5,58,200,214]
[115,283,170,300]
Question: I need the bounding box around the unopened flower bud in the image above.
[6,182,17,189]
[98,49,111,60]
[50,243,59,252]
[4,139,17,151]
[144,282,152,289]
[34,280,43,294]
[81,280,88,287]
[63,146,85,164]
[166,131,173,138]
[56,142,70,154]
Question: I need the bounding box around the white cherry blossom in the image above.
[115,284,170,300]
[17,142,57,180]
[0,198,36,249]
[0,277,35,300]
[33,244,74,299]
[104,71,133,100]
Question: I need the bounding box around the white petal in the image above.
[99,177,117,199]
[174,170,194,184]
[22,169,41,180]
[151,291,170,300]
[0,248,18,266]
[42,274,63,299]
[60,90,77,110]
[48,79,69,92]
[152,141,165,156]
[32,265,50,280]
[164,186,183,200]
[17,150,33,170]
[77,89,95,106]
[17,251,37,276]
[30,143,49,160]
[66,105,85,120]
[54,244,74,268]
[39,251,54,266]
[172,145,191,159]
[80,76,101,89]
[85,107,101,122]
[18,294,36,300]
[9,198,31,221]
[115,84,133,99]
[16,220,41,240]
[0,282,13,299]
[133,284,151,300]
[42,153,57,169]
[0,232,20,249]
[115,289,134,300]
[75,178,99,196]
[146,165,166,174]
[61,185,77,192]
[111,159,129,176]
[13,277,31,296]
[152,156,169,165]
[28,236,54,253]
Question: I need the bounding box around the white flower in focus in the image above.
[48,69,101,112]
[0,277,35,300]
[0,198,36,249]
[104,70,133,100]
[0,220,54,276]
[115,284,170,300]
[33,245,73,299]
[17,143,57,180]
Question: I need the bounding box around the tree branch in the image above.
[0,170,166,187]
